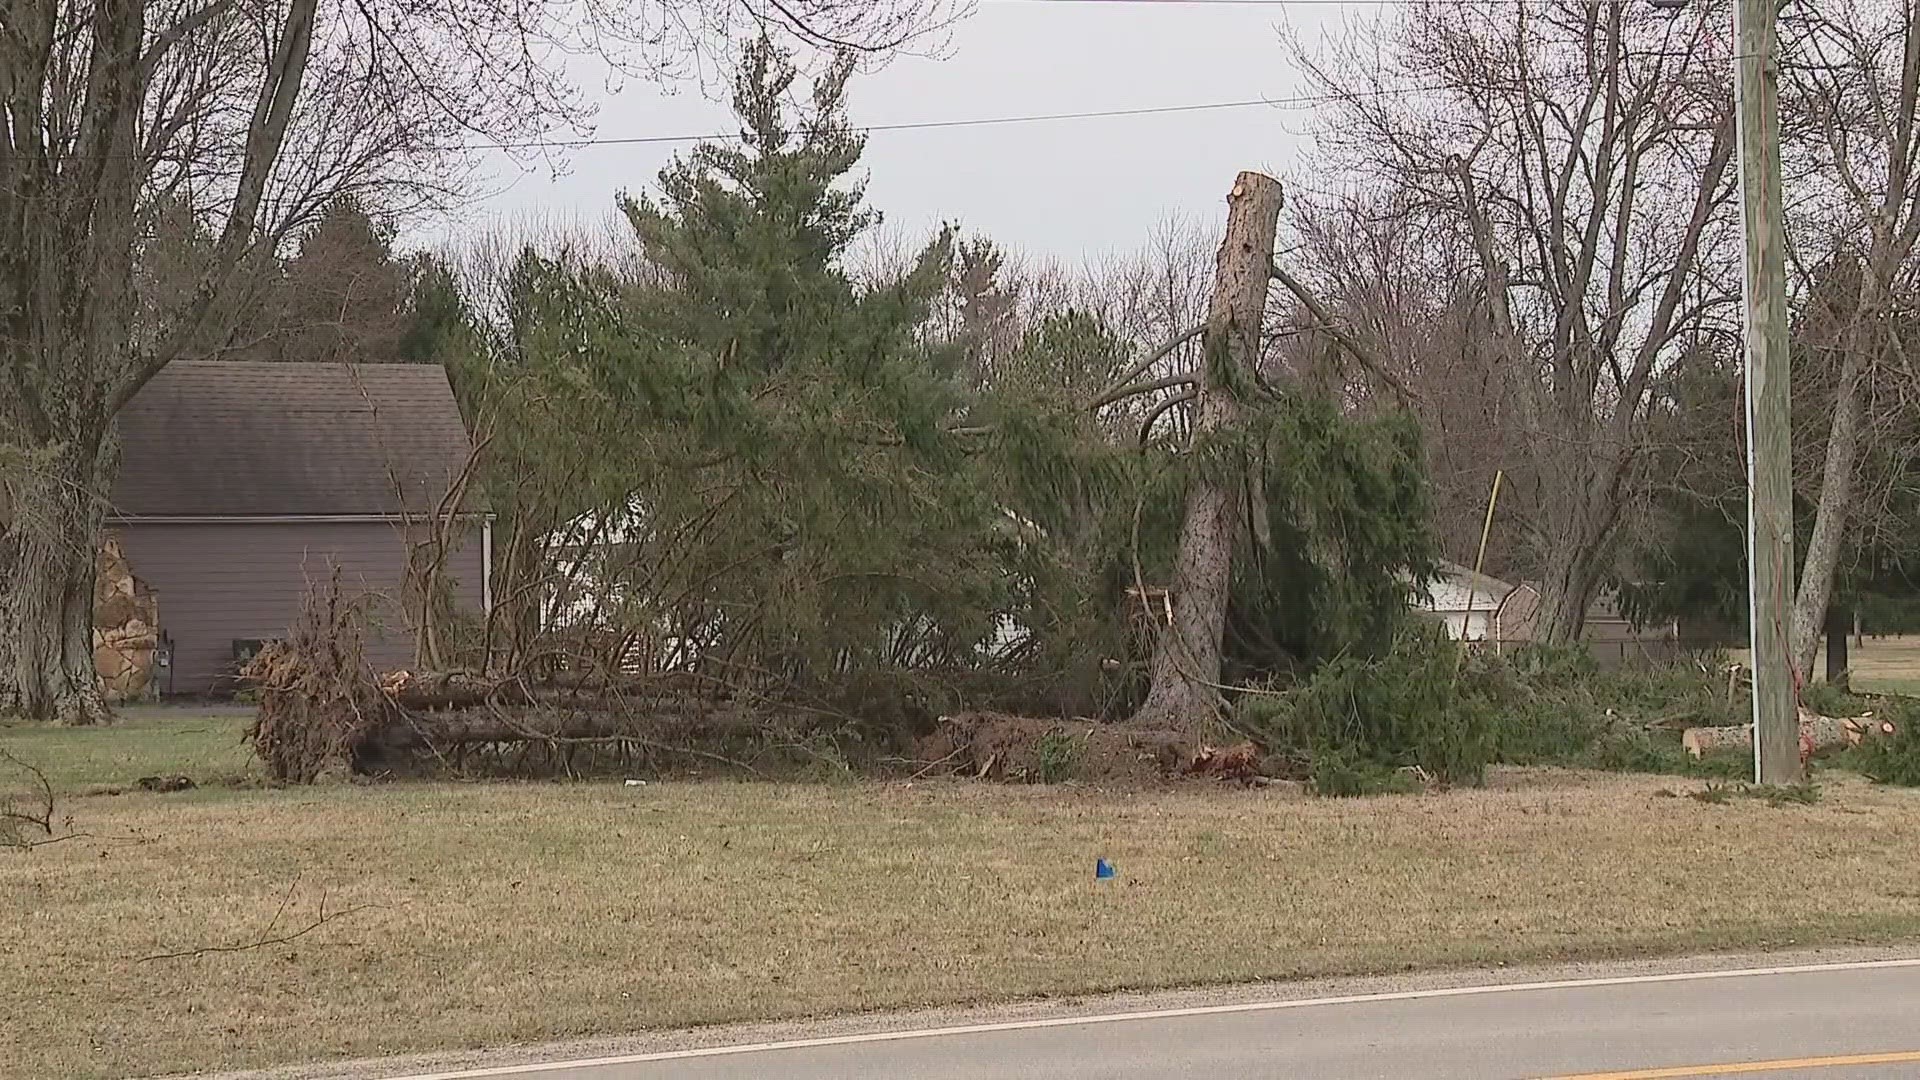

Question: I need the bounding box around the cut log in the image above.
[1682,709,1896,759]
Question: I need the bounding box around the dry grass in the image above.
[1850,635,1920,696]
[5,767,1920,1079]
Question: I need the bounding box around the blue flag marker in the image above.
[1095,858,1116,880]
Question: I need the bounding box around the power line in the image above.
[464,49,1713,154]
[463,86,1440,152]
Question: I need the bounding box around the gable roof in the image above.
[113,361,478,520]
[1432,560,1515,598]
[1405,560,1516,613]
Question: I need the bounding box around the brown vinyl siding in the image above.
[114,521,483,695]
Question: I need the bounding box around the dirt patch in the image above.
[915,712,1190,783]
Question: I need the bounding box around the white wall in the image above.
[1418,579,1499,641]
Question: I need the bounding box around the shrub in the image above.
[1308,746,1423,797]
[1836,698,1920,786]
[1238,621,1493,788]
[1036,727,1080,783]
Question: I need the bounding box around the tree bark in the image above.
[1132,172,1283,734]
[1791,340,1866,681]
[1825,601,1851,689]
[1682,709,1892,758]
[1532,534,1606,645]
[0,440,115,725]
[0,0,144,725]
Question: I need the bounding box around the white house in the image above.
[1409,561,1684,668]
[1412,560,1517,642]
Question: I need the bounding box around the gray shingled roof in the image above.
[1433,559,1516,597]
[113,361,479,519]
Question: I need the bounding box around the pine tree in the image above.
[237,199,410,363]
[573,37,1006,706]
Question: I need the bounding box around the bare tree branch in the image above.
[135,888,377,963]
[1269,258,1418,407]
[1089,323,1203,409]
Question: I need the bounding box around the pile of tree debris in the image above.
[240,581,1275,787]
[243,586,826,783]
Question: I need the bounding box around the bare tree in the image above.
[1290,0,1738,643]
[0,0,959,724]
[1079,220,1212,358]
[1278,186,1530,574]
[1778,0,1920,677]
[1072,219,1215,446]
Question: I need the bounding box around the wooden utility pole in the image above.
[1734,0,1800,783]
[1132,171,1283,734]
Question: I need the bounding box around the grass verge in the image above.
[4,766,1920,1079]
[0,708,256,794]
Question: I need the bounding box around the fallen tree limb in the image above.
[136,887,375,963]
[246,575,817,782]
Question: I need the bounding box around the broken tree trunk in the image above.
[1682,709,1896,759]
[1131,170,1284,735]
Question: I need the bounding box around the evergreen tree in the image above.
[236,199,411,363]
[573,37,1005,707]
[399,256,478,365]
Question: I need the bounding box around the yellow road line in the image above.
[1545,1050,1920,1079]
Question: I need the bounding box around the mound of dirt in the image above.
[914,712,1190,784]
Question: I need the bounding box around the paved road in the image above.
[395,959,1920,1080]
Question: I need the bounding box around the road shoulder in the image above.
[182,944,1920,1080]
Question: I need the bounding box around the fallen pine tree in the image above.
[371,669,730,711]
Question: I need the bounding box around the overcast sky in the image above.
[411,1,1355,264]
